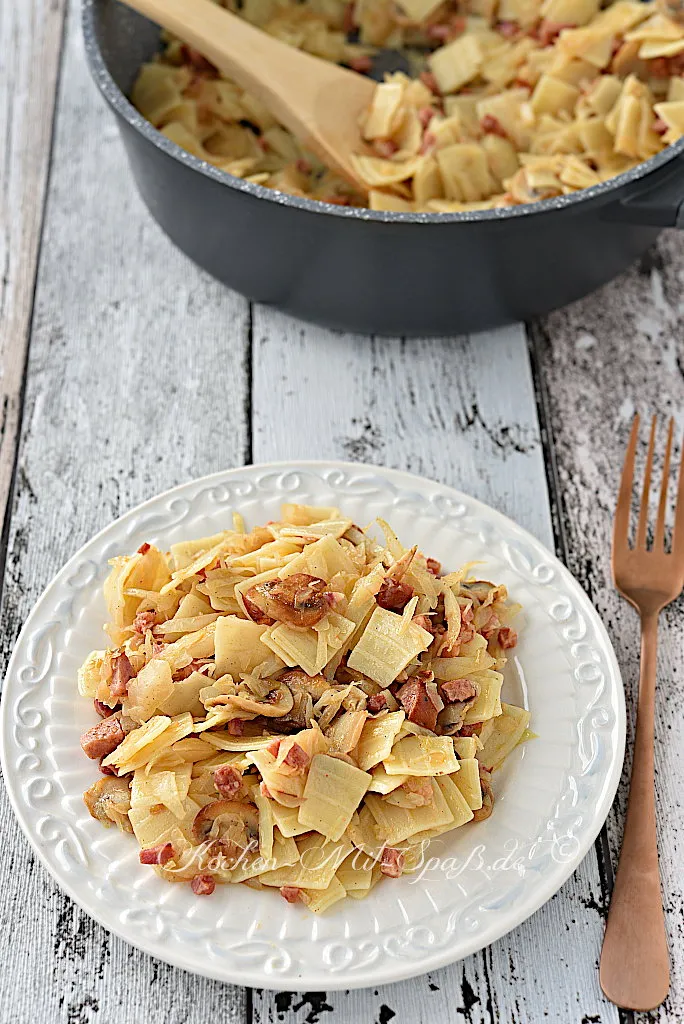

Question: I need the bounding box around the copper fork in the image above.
[600,414,684,1011]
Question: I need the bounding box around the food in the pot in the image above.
[79,506,530,911]
[131,0,684,212]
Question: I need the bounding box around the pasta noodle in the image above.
[79,504,529,910]
[130,0,684,213]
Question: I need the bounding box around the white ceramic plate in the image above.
[1,461,625,991]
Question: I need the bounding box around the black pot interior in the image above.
[94,3,161,96]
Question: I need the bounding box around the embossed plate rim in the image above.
[1,460,626,990]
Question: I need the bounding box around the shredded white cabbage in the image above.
[79,503,528,912]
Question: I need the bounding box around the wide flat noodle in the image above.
[79,503,528,913]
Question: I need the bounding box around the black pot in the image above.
[83,0,684,336]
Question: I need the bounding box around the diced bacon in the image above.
[481,613,501,641]
[412,613,433,633]
[367,692,388,713]
[420,70,441,95]
[213,765,242,798]
[404,776,434,806]
[373,139,399,158]
[458,722,481,737]
[654,117,669,135]
[420,131,437,155]
[349,55,372,74]
[296,158,313,174]
[426,22,453,40]
[651,52,684,75]
[94,699,115,718]
[377,578,414,612]
[99,758,118,776]
[191,873,216,895]
[139,842,174,866]
[227,719,244,736]
[440,678,477,704]
[343,1,356,34]
[137,542,151,555]
[80,717,125,760]
[283,742,310,769]
[267,739,282,757]
[110,651,134,699]
[481,114,507,138]
[426,557,441,576]
[322,194,353,206]
[498,626,518,649]
[133,609,156,634]
[397,674,439,732]
[174,659,210,681]
[260,782,272,799]
[418,106,434,130]
[380,847,405,877]
[180,44,217,74]
[280,885,305,903]
[534,20,575,46]
[497,19,520,38]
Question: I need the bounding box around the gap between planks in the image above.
[0,0,68,553]
[249,307,621,1024]
[0,0,641,1019]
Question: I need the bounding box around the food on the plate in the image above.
[132,0,684,212]
[78,505,530,912]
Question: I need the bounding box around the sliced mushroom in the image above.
[279,669,330,701]
[267,689,314,734]
[227,683,294,718]
[83,776,133,833]
[192,800,259,867]
[472,768,494,823]
[244,573,333,627]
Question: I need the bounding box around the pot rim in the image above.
[83,0,684,225]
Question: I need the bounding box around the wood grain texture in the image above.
[251,308,620,1024]
[533,231,684,1024]
[0,0,67,535]
[3,0,682,1018]
[0,4,249,1021]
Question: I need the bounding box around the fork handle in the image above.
[599,610,669,1011]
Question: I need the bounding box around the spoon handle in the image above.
[121,0,371,183]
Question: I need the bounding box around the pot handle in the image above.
[615,160,684,227]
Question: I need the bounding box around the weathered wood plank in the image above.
[0,3,250,1021]
[0,0,66,532]
[251,308,619,1024]
[534,230,684,1024]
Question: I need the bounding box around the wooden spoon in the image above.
[121,0,375,191]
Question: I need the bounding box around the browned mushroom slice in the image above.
[244,574,333,627]
[472,768,494,822]
[83,776,133,833]
[192,800,259,867]
[228,684,294,718]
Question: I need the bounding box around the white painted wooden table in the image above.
[2,2,683,1022]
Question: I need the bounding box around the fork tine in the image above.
[672,426,684,564]
[655,417,674,551]
[636,415,657,550]
[614,414,640,554]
